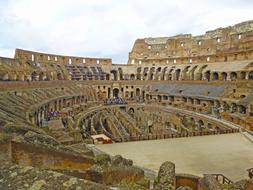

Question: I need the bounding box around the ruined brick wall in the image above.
[128,20,253,65]
[176,174,200,190]
[11,141,95,170]
[15,49,112,65]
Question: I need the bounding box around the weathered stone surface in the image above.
[95,154,111,167]
[176,186,193,190]
[116,181,149,190]
[24,131,60,146]
[111,155,133,167]
[0,162,109,190]
[223,179,248,190]
[0,19,252,190]
[66,143,95,157]
[154,161,176,190]
[3,124,46,136]
[244,179,253,190]
[199,175,223,190]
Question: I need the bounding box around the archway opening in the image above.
[113,88,119,98]
[213,72,219,80]
[204,71,211,81]
[136,88,140,96]
[221,72,227,81]
[111,70,117,81]
[175,69,181,80]
[240,72,246,80]
[230,72,237,81]
[249,71,253,80]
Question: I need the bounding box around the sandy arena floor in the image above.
[97,133,253,181]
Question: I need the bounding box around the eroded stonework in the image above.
[0,20,253,190]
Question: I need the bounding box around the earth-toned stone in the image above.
[154,161,176,190]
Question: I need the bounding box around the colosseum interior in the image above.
[0,20,253,190]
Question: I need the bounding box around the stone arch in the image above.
[143,67,149,80]
[230,72,237,81]
[221,72,227,81]
[190,117,195,123]
[118,68,123,80]
[136,67,142,80]
[125,91,129,98]
[197,120,204,129]
[162,67,168,80]
[46,72,53,81]
[130,74,135,80]
[231,103,237,113]
[181,66,191,80]
[24,74,31,81]
[222,101,230,112]
[174,69,181,80]
[238,105,246,114]
[182,97,187,103]
[189,65,198,80]
[156,67,162,73]
[57,73,63,80]
[110,70,117,81]
[39,72,46,81]
[204,70,211,81]
[240,71,246,80]
[157,95,162,102]
[167,68,174,80]
[106,74,110,80]
[155,67,162,80]
[128,107,135,114]
[207,123,212,129]
[113,88,119,98]
[148,67,155,80]
[214,100,221,108]
[248,71,253,80]
[136,88,140,97]
[212,72,219,80]
[195,65,208,80]
[31,71,39,81]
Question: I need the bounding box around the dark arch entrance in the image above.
[113,88,119,98]
[136,88,140,96]
[249,71,253,80]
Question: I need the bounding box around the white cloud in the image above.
[0,0,252,63]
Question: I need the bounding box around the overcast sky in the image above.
[0,0,252,63]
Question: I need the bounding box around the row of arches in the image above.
[0,71,66,81]
[110,66,253,81]
[31,95,88,127]
[1,67,253,82]
[97,87,142,99]
[147,94,249,116]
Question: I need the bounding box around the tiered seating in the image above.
[0,85,97,127]
[65,65,82,80]
[64,65,106,80]
[97,66,107,80]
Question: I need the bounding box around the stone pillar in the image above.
[154,161,176,190]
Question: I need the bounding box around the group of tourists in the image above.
[104,97,127,105]
[47,111,59,120]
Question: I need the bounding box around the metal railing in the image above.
[89,128,239,143]
[209,174,233,184]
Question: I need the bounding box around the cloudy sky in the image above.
[0,0,252,63]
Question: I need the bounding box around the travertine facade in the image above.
[0,20,253,190]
